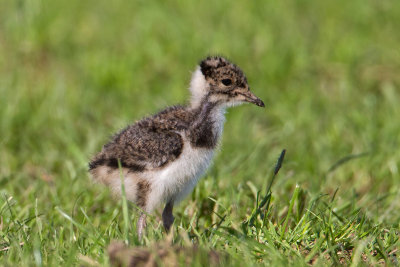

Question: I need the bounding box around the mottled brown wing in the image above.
[89,125,183,172]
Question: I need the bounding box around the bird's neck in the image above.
[188,98,226,149]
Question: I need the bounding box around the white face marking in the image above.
[222,99,246,108]
[208,94,245,107]
[189,67,208,108]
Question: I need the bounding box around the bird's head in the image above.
[189,56,264,108]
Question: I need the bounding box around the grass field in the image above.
[1,0,400,265]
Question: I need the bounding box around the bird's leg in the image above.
[162,201,174,232]
[137,212,147,240]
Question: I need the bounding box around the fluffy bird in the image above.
[89,56,264,238]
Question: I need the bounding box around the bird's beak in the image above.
[241,90,265,108]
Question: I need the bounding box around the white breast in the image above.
[144,107,226,212]
[145,140,214,210]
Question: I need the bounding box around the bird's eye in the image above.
[221,79,232,86]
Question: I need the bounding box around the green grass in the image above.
[1,0,400,265]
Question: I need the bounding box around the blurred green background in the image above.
[1,0,399,265]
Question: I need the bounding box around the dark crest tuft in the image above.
[199,56,231,77]
[200,60,212,77]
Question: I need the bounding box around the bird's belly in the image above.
[147,142,214,206]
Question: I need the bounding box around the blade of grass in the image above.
[304,237,325,263]
[56,208,89,236]
[326,152,369,173]
[118,159,130,245]
[280,184,300,241]
[244,149,286,230]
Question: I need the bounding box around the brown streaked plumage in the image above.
[89,56,264,239]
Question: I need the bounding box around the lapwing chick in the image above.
[89,56,264,238]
